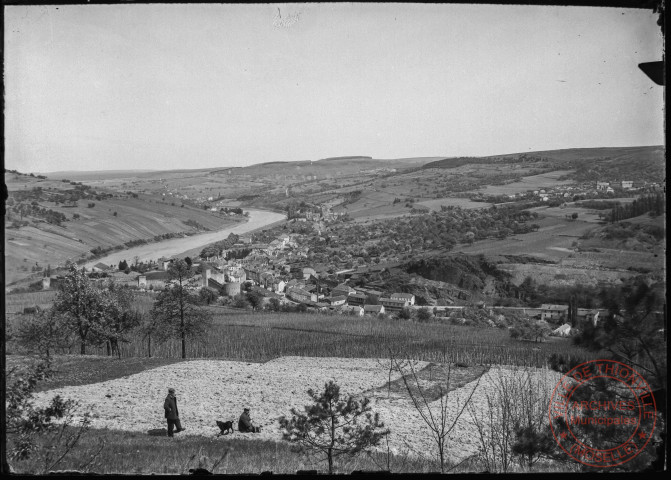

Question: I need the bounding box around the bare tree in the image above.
[390,352,484,473]
[468,366,556,472]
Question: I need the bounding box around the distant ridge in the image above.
[423,146,664,170]
[257,161,290,166]
[42,169,158,176]
[317,156,373,162]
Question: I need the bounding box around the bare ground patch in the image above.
[362,362,490,403]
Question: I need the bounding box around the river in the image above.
[84,208,285,269]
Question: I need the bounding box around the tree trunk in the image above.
[106,341,111,356]
[147,334,152,358]
[181,331,186,359]
[439,441,445,473]
[80,341,86,355]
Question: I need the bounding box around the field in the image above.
[9,353,567,473]
[455,215,596,261]
[532,204,604,223]
[452,211,663,285]
[416,198,491,211]
[497,263,636,287]
[7,304,599,367]
[4,290,57,313]
[471,170,575,196]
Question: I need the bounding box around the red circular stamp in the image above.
[548,359,657,468]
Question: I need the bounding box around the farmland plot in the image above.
[498,263,636,287]
[417,198,491,211]
[30,357,561,465]
[471,170,575,196]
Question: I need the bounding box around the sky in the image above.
[4,3,665,173]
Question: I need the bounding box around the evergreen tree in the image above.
[279,381,388,474]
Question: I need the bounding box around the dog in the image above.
[216,420,234,436]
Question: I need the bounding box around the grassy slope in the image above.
[7,427,452,474]
[489,145,664,162]
[5,173,241,284]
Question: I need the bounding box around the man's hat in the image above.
[244,407,250,411]
[168,388,175,393]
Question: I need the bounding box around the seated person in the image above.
[238,407,260,433]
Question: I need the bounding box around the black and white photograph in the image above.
[3,2,666,475]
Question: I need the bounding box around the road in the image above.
[84,208,285,269]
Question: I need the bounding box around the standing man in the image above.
[164,387,184,437]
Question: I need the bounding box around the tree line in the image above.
[199,232,240,259]
[15,261,211,359]
[608,193,665,222]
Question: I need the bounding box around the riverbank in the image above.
[83,209,285,269]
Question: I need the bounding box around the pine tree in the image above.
[279,381,388,474]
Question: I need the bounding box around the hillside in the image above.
[423,146,664,184]
[4,171,244,285]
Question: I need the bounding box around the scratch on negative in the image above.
[273,8,301,28]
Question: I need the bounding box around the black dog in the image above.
[216,420,234,436]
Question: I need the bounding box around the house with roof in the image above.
[137,271,171,289]
[42,276,64,290]
[270,278,286,294]
[302,267,317,280]
[332,283,356,297]
[358,288,383,304]
[92,262,113,273]
[224,265,247,283]
[363,304,385,316]
[327,295,348,306]
[553,324,572,337]
[540,304,569,321]
[287,286,317,304]
[286,278,305,290]
[391,293,415,306]
[244,266,262,284]
[201,266,226,287]
[379,297,407,312]
[346,292,368,306]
